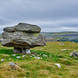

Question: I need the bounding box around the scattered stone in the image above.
[9,62,24,71]
[9,62,16,67]
[9,62,17,69]
[55,63,61,68]
[16,56,21,59]
[61,49,67,51]
[1,23,46,54]
[34,56,41,59]
[70,52,78,58]
[1,59,4,62]
[12,54,16,56]
[43,54,47,57]
[61,49,71,51]
[22,55,26,58]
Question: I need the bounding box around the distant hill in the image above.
[0,34,2,38]
[41,32,78,42]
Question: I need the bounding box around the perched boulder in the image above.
[1,23,46,53]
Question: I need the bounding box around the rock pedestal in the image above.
[14,47,31,54]
[1,23,46,54]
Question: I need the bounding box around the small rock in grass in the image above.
[1,59,4,62]
[9,62,16,66]
[55,63,61,68]
[43,54,47,57]
[61,49,71,51]
[12,54,16,56]
[16,56,21,59]
[70,52,78,58]
[9,62,24,71]
[35,56,41,59]
[61,49,67,51]
[22,55,26,58]
[26,49,31,54]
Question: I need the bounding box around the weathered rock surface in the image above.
[1,23,46,53]
[4,23,41,33]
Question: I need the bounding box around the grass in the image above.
[0,42,78,78]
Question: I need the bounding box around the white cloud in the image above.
[0,0,78,32]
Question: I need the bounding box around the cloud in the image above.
[0,0,78,32]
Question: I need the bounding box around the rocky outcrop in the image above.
[1,23,46,53]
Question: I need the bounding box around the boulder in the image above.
[1,23,46,53]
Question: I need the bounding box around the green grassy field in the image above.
[0,42,78,78]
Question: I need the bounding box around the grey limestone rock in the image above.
[1,23,46,53]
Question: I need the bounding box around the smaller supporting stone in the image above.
[14,47,21,53]
[14,47,31,54]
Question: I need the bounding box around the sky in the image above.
[0,0,78,32]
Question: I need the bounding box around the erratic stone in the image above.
[1,23,46,53]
